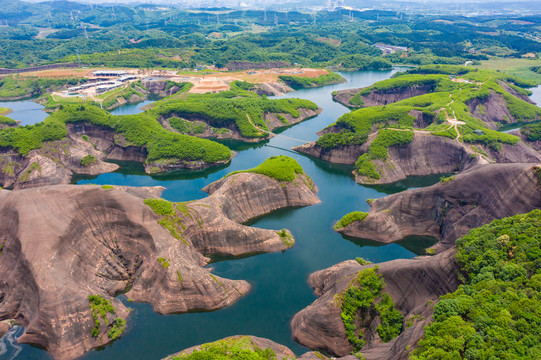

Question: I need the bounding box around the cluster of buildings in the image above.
[372,43,408,54]
[65,71,138,96]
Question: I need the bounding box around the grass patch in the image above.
[157,257,170,268]
[279,71,345,89]
[170,336,277,360]
[88,294,116,337]
[144,198,175,216]
[440,175,455,183]
[227,155,304,182]
[277,228,294,248]
[335,211,369,230]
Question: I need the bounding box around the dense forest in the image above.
[0,0,540,69]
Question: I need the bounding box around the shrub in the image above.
[80,155,97,167]
[144,198,175,216]
[335,211,368,230]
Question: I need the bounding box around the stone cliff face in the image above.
[296,132,541,185]
[0,135,119,190]
[291,249,458,359]
[0,185,248,360]
[466,90,539,129]
[332,85,435,109]
[0,121,235,190]
[338,163,541,251]
[163,172,320,256]
[255,82,294,96]
[0,170,320,359]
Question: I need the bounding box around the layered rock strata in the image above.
[291,249,459,359]
[337,163,541,251]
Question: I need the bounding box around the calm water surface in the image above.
[0,100,48,126]
[4,68,442,360]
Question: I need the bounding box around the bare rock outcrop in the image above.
[0,165,320,359]
[466,90,539,129]
[0,136,118,190]
[295,132,541,185]
[338,163,541,251]
[332,84,435,109]
[174,171,320,256]
[0,185,253,360]
[255,82,294,96]
[291,249,459,359]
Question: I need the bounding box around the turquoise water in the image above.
[4,68,442,360]
[0,100,48,126]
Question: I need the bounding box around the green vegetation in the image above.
[169,118,207,135]
[154,90,318,139]
[521,122,541,142]
[277,228,295,248]
[157,257,171,268]
[88,294,116,337]
[227,155,304,182]
[0,107,11,116]
[0,103,232,168]
[337,267,403,352]
[315,66,540,180]
[412,210,541,360]
[355,257,373,266]
[101,185,114,190]
[355,129,414,180]
[0,75,88,99]
[279,72,344,89]
[0,116,17,126]
[108,318,126,340]
[439,175,455,183]
[176,271,182,284]
[335,211,368,230]
[80,154,96,167]
[19,162,41,182]
[144,198,203,244]
[144,198,175,216]
[170,336,277,360]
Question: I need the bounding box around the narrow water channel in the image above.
[4,68,441,360]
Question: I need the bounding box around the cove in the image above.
[6,68,441,360]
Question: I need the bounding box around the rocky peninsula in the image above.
[0,156,320,360]
[335,163,541,251]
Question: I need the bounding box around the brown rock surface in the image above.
[332,84,434,109]
[296,132,541,185]
[0,169,320,359]
[176,171,320,256]
[0,135,119,189]
[466,90,539,129]
[291,249,459,359]
[0,185,253,359]
[338,163,541,251]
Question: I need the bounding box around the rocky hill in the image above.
[336,163,541,251]
[300,66,541,185]
[0,157,320,359]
